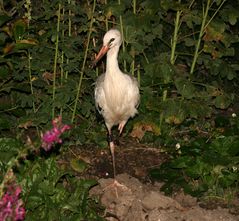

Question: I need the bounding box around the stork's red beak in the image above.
[92,45,110,67]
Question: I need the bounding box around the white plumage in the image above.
[93,29,140,179]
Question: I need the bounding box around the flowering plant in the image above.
[0,170,25,221]
[41,116,71,151]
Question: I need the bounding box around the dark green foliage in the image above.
[18,157,103,221]
[0,0,239,216]
[0,0,238,135]
[150,120,239,197]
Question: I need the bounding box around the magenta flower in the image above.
[0,185,25,221]
[41,116,71,151]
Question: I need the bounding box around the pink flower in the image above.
[0,184,25,221]
[41,116,71,151]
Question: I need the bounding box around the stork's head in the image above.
[103,29,122,49]
[92,29,122,66]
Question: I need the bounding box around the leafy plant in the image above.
[19,157,102,221]
[0,118,104,220]
[150,116,239,199]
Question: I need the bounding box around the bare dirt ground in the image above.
[63,138,239,221]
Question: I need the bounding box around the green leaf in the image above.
[222,33,239,48]
[160,0,187,11]
[170,156,192,169]
[144,59,174,84]
[186,159,211,179]
[26,195,44,210]
[214,116,230,127]
[13,39,38,52]
[228,12,238,25]
[204,20,225,42]
[70,159,88,173]
[214,94,232,109]
[104,3,125,17]
[160,62,174,84]
[175,78,196,99]
[0,117,10,130]
[182,10,202,28]
[140,0,161,14]
[13,19,27,40]
[0,137,22,152]
[219,170,238,187]
[184,38,196,47]
[0,15,12,27]
[220,6,239,25]
[228,140,239,156]
[0,32,8,46]
[0,64,10,79]
[163,100,186,124]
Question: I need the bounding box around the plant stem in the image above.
[170,0,182,65]
[137,64,140,86]
[25,0,35,113]
[118,0,127,72]
[143,52,149,64]
[131,50,135,76]
[28,52,36,113]
[71,0,96,123]
[52,3,61,118]
[105,0,108,30]
[60,6,65,116]
[133,0,136,14]
[160,89,167,128]
[204,0,227,30]
[68,0,72,37]
[190,0,210,74]
[65,0,72,79]
[60,7,65,86]
[131,0,136,76]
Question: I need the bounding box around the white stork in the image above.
[93,29,140,188]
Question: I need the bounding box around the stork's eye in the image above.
[109,38,115,44]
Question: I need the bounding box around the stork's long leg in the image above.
[108,121,126,178]
[107,131,116,178]
[105,129,129,197]
[109,140,116,178]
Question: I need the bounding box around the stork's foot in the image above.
[103,179,129,198]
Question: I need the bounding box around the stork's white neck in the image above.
[106,45,121,75]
